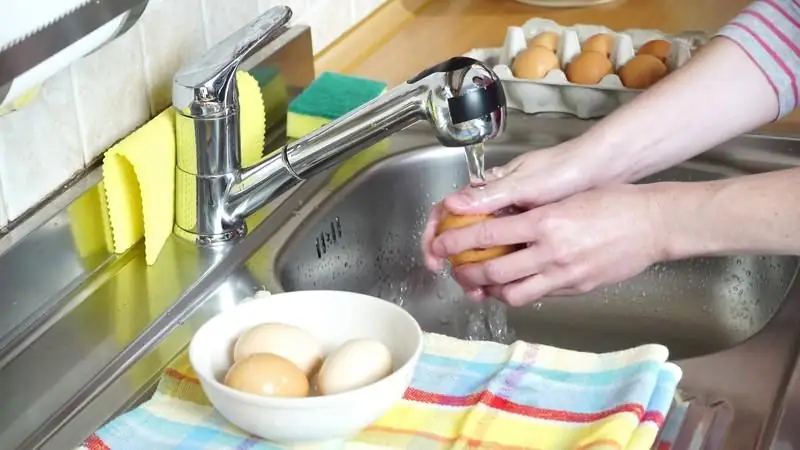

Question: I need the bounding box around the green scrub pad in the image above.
[287,71,387,138]
[287,72,391,187]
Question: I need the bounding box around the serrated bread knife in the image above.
[0,0,150,87]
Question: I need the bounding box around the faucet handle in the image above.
[407,56,507,147]
[172,6,292,116]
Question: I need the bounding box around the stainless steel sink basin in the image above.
[275,148,797,360]
[254,115,800,448]
[7,112,800,450]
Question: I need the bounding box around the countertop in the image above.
[316,0,800,133]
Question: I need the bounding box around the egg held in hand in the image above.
[224,353,310,398]
[436,212,517,267]
[316,338,393,395]
[233,322,323,376]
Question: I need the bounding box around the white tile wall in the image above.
[72,21,150,164]
[0,0,386,226]
[0,71,84,220]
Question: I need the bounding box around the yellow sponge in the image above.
[286,72,391,188]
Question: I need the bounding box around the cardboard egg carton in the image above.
[463,18,710,119]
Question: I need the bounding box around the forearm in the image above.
[575,0,800,186]
[650,168,800,259]
[581,37,778,185]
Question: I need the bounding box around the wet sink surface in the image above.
[276,145,797,360]
[262,116,800,447]
[8,114,800,450]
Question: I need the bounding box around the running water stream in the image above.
[462,143,515,343]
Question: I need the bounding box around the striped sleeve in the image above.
[716,0,800,118]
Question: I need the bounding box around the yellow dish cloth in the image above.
[103,71,266,264]
[103,109,176,265]
[247,66,289,147]
[66,181,114,263]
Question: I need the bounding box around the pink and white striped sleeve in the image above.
[716,0,800,118]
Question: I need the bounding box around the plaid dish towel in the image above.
[80,333,683,450]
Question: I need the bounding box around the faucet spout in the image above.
[224,85,428,222]
[172,5,507,247]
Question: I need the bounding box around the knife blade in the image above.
[0,0,150,87]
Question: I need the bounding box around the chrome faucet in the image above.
[171,6,507,246]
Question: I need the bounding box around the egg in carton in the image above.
[464,18,708,119]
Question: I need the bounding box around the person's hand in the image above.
[426,183,669,306]
[421,143,607,273]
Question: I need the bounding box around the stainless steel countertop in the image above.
[0,24,316,450]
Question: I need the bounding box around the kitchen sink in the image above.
[7,113,800,450]
[251,114,800,449]
[275,147,797,360]
[7,15,800,449]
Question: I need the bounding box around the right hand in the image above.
[421,141,603,276]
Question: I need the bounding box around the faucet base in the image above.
[173,223,247,247]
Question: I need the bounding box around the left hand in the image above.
[429,184,669,306]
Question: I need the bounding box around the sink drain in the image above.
[315,217,343,258]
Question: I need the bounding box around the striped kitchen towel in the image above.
[80,333,683,450]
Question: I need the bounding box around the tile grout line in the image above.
[0,145,8,228]
[131,23,151,121]
[199,0,212,51]
[136,15,157,118]
[69,60,91,167]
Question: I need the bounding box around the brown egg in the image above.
[529,31,559,53]
[435,212,517,267]
[582,33,615,58]
[619,54,668,89]
[637,39,672,63]
[512,46,560,80]
[224,353,309,398]
[566,51,614,85]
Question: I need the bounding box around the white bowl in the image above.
[188,290,423,445]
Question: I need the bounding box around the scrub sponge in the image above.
[286,72,390,187]
[287,71,387,139]
[249,66,289,137]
